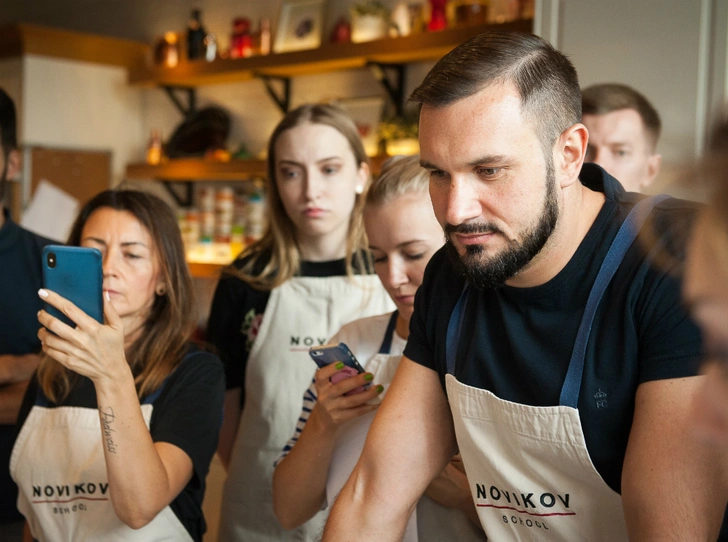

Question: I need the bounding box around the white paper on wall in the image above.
[20,180,79,242]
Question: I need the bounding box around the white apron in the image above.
[327,312,485,542]
[219,274,392,541]
[444,196,667,541]
[10,384,193,541]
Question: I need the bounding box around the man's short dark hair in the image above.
[582,83,661,149]
[410,31,582,154]
[0,88,17,155]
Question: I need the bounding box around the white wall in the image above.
[536,0,728,197]
[21,55,146,186]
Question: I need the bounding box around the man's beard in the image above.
[444,165,559,290]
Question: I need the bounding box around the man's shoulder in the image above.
[423,246,464,290]
[17,224,55,252]
[417,246,467,317]
[0,217,53,254]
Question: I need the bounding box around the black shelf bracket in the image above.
[162,181,194,207]
[367,62,406,117]
[260,76,291,114]
[162,86,197,118]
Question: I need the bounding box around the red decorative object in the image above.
[428,0,448,30]
[230,17,253,58]
[329,16,351,43]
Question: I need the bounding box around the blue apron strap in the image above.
[446,283,471,375]
[378,310,399,355]
[559,195,671,407]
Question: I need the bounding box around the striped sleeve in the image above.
[274,379,318,467]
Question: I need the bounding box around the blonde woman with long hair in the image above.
[208,103,393,541]
[272,155,486,542]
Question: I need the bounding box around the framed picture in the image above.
[336,96,386,157]
[273,0,326,54]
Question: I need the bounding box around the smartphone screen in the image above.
[42,245,104,327]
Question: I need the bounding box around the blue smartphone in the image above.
[42,245,104,327]
[309,342,370,395]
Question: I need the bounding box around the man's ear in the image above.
[5,149,20,181]
[642,153,662,189]
[555,123,588,189]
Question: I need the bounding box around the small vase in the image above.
[351,13,389,43]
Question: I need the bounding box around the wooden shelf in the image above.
[0,23,148,69]
[188,261,226,279]
[126,158,267,181]
[129,19,532,87]
[126,154,391,182]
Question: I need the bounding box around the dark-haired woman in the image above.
[11,190,225,541]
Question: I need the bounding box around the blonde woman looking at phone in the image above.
[273,155,485,542]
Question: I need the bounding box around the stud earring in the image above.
[156,286,166,296]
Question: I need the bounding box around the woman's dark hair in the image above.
[37,189,195,402]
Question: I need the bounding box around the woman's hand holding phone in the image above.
[37,288,130,387]
[309,362,384,433]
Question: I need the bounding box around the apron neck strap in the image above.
[559,194,671,407]
[445,195,671,407]
[378,310,399,354]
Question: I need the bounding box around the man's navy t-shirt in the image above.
[0,211,52,522]
[404,164,702,493]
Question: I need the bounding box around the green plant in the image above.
[351,1,391,18]
[378,116,419,141]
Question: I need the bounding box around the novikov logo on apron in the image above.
[289,335,328,352]
[475,482,574,531]
[30,481,109,503]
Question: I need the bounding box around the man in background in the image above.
[582,83,662,192]
[0,88,52,541]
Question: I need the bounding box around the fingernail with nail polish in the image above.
[38,289,48,298]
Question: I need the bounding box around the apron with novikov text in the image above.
[445,196,668,541]
[219,274,393,541]
[10,382,192,541]
[326,311,485,542]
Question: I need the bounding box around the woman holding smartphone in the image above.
[272,155,485,542]
[11,190,225,541]
[208,103,393,541]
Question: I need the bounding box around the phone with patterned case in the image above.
[309,342,370,395]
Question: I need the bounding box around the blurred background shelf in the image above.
[126,154,393,182]
[128,19,533,87]
[126,158,267,181]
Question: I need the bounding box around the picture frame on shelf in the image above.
[336,96,386,157]
[273,0,326,54]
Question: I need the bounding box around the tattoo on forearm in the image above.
[100,407,117,454]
